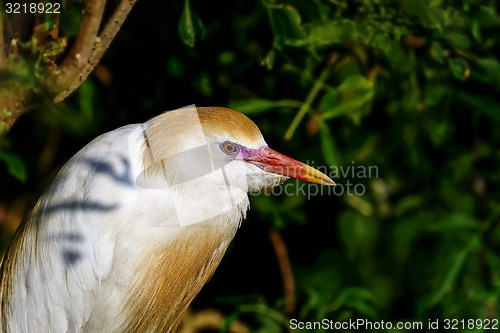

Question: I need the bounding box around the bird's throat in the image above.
[121,221,237,332]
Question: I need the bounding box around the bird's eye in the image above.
[220,141,239,155]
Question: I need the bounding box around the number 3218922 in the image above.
[443,319,498,330]
[5,2,60,14]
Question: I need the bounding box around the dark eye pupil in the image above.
[221,141,238,155]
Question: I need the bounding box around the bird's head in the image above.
[137,106,334,193]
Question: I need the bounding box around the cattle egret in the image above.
[0,106,334,332]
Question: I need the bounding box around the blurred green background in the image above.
[1,0,500,332]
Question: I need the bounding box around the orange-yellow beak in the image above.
[244,147,335,186]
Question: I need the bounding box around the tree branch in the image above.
[60,0,106,69]
[90,0,138,67]
[0,86,30,133]
[53,0,138,102]
[268,228,295,315]
[53,0,106,93]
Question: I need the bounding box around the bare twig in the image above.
[60,0,106,71]
[89,0,138,67]
[53,0,138,102]
[268,228,295,314]
[53,0,106,96]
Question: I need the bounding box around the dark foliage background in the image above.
[1,0,500,331]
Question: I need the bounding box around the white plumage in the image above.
[0,106,334,332]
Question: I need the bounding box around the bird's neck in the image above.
[119,217,238,332]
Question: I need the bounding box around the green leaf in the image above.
[318,90,338,112]
[261,50,275,70]
[444,32,471,49]
[178,0,205,47]
[425,85,448,106]
[428,237,479,306]
[228,99,301,115]
[0,152,27,183]
[473,58,500,84]
[394,195,424,217]
[426,7,447,31]
[426,213,477,232]
[267,5,305,47]
[458,92,500,121]
[430,41,448,64]
[305,20,360,48]
[229,99,277,114]
[322,75,375,122]
[448,58,468,81]
[178,0,194,47]
[327,287,378,319]
[238,304,290,329]
[472,17,481,42]
[425,120,450,146]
